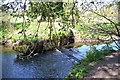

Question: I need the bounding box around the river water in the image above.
[1,42,118,78]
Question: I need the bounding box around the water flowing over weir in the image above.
[1,42,118,78]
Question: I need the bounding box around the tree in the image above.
[79,0,120,49]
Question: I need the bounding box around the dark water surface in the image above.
[1,42,118,78]
[2,50,73,78]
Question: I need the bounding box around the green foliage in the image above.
[14,44,29,53]
[1,2,118,44]
[27,2,64,20]
[0,22,9,41]
[11,35,19,42]
[1,1,119,54]
[86,47,103,62]
[12,23,23,29]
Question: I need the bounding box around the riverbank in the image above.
[66,46,118,78]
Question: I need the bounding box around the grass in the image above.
[65,45,115,78]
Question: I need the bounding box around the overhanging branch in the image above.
[91,11,120,36]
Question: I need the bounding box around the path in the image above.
[84,50,120,78]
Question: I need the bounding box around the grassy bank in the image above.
[65,45,116,78]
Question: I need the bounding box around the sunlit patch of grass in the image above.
[10,17,24,23]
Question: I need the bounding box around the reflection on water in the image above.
[1,42,118,78]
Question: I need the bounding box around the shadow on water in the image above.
[1,41,118,78]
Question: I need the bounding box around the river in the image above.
[1,42,118,78]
